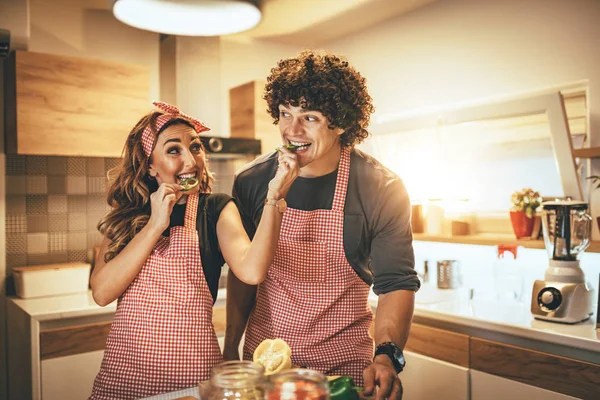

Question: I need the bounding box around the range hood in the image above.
[199,136,262,159]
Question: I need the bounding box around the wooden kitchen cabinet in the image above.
[229,80,280,154]
[4,50,150,157]
[470,337,600,399]
[471,370,578,400]
[6,295,115,400]
[402,351,469,400]
[41,350,104,400]
[401,323,470,399]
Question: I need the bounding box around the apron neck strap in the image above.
[331,146,351,212]
[184,193,199,229]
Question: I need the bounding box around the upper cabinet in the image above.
[4,50,150,157]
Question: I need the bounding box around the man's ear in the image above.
[335,127,345,137]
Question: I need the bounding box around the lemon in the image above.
[253,338,292,375]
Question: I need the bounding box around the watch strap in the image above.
[374,342,405,374]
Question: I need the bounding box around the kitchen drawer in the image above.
[405,323,470,367]
[470,337,600,399]
[40,321,112,360]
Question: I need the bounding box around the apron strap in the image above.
[331,147,351,212]
[184,193,199,229]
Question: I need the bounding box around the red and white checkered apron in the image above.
[90,194,222,400]
[243,147,373,385]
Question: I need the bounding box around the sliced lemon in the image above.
[253,338,292,375]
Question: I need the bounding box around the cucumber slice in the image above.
[274,144,300,152]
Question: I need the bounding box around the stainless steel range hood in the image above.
[200,136,262,159]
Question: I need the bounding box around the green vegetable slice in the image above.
[275,144,301,152]
[180,177,199,191]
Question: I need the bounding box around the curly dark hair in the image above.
[264,50,375,147]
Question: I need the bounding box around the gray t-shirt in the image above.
[232,148,419,294]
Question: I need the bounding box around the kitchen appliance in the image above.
[437,260,462,289]
[200,136,261,159]
[531,200,595,323]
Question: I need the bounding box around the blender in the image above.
[530,200,595,323]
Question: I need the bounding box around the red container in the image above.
[510,210,534,239]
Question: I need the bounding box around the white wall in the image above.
[219,37,302,136]
[323,0,600,238]
[323,0,600,142]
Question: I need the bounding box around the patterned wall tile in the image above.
[47,252,69,264]
[49,232,68,253]
[47,176,66,194]
[47,157,67,176]
[26,195,48,215]
[6,195,26,215]
[87,231,104,248]
[48,195,68,214]
[6,215,27,234]
[87,196,109,213]
[6,176,27,195]
[48,214,68,232]
[6,155,27,175]
[27,176,48,194]
[87,213,105,233]
[87,158,106,177]
[67,176,88,195]
[7,234,27,254]
[68,213,87,231]
[6,254,27,269]
[4,155,131,270]
[68,195,87,213]
[68,232,88,251]
[67,157,87,176]
[88,177,107,194]
[68,250,88,262]
[27,233,48,254]
[26,156,47,175]
[28,253,51,265]
[105,158,121,173]
[27,215,48,233]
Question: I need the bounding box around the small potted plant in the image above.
[510,188,542,239]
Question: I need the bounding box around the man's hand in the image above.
[362,355,403,400]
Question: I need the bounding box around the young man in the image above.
[224,50,419,400]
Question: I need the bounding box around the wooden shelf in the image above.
[572,146,600,159]
[413,233,600,253]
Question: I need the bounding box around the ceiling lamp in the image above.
[113,0,261,36]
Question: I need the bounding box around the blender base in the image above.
[530,280,594,324]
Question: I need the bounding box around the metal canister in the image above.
[437,260,462,289]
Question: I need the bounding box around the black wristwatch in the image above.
[374,342,406,374]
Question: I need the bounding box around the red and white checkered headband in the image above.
[141,101,210,158]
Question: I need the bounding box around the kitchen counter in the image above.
[368,284,600,364]
[8,291,117,321]
[8,288,227,321]
[11,285,596,356]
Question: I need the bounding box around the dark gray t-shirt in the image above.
[233,148,419,294]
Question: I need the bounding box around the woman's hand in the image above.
[147,183,183,232]
[268,147,300,199]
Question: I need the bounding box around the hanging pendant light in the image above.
[113,0,262,36]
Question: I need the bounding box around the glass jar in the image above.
[266,368,329,400]
[206,361,266,400]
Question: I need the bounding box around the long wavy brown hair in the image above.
[98,111,214,262]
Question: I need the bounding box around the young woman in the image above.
[89,101,298,400]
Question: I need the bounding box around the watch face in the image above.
[376,342,405,372]
[276,198,287,213]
